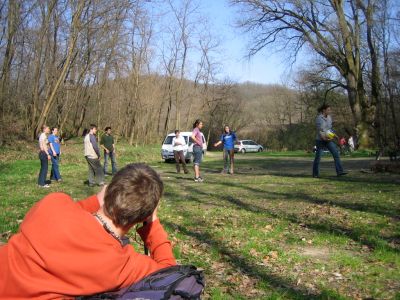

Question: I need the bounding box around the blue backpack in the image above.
[78,265,205,300]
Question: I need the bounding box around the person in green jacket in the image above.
[100,126,118,176]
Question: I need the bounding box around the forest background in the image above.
[0,0,399,151]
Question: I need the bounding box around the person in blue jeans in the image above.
[48,127,62,182]
[191,119,204,182]
[100,126,118,176]
[312,104,347,178]
[214,125,237,174]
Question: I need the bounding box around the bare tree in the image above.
[33,0,86,137]
[230,0,388,148]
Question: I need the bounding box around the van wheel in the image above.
[240,149,246,154]
[258,148,262,152]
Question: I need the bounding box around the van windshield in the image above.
[163,136,174,145]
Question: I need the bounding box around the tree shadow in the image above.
[268,172,400,185]
[217,193,399,254]
[216,180,400,219]
[229,157,400,185]
[163,190,227,209]
[163,217,344,299]
[173,182,399,253]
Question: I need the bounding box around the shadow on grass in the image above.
[184,184,399,254]
[163,190,228,209]
[220,192,399,254]
[216,180,400,220]
[163,216,346,300]
[222,157,400,185]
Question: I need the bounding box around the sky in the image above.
[199,0,290,85]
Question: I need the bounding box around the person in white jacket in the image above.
[172,130,189,174]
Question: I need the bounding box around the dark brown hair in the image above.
[318,103,330,113]
[103,163,163,228]
[193,119,202,129]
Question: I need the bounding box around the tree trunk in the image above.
[0,0,19,121]
[34,1,85,138]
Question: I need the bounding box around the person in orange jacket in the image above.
[0,163,176,299]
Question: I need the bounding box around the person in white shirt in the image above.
[38,125,51,188]
[348,135,355,152]
[172,130,189,174]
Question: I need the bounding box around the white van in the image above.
[161,131,207,163]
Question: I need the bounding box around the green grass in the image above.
[1,142,399,299]
[259,149,374,158]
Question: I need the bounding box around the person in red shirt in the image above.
[339,136,347,155]
[0,163,176,299]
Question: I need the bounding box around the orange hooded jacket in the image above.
[0,193,176,299]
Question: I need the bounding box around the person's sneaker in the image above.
[221,170,227,174]
[38,184,50,188]
[312,175,320,178]
[57,179,62,182]
[198,177,204,182]
[194,177,204,182]
[338,172,348,176]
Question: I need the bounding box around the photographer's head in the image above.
[103,163,163,228]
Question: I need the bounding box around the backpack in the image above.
[78,265,205,300]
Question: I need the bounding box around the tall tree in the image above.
[231,0,385,148]
[33,0,86,137]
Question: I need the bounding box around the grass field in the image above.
[1,141,399,299]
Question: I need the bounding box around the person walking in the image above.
[191,119,204,182]
[84,124,104,186]
[312,104,347,178]
[100,126,118,176]
[38,125,51,188]
[172,130,189,174]
[214,125,237,174]
[49,127,62,182]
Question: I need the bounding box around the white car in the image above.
[161,131,207,162]
[234,140,264,153]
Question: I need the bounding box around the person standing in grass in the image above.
[312,104,347,178]
[84,124,104,186]
[214,125,237,174]
[100,126,118,176]
[49,127,62,182]
[38,125,51,188]
[172,130,189,174]
[348,135,355,152]
[191,119,204,182]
